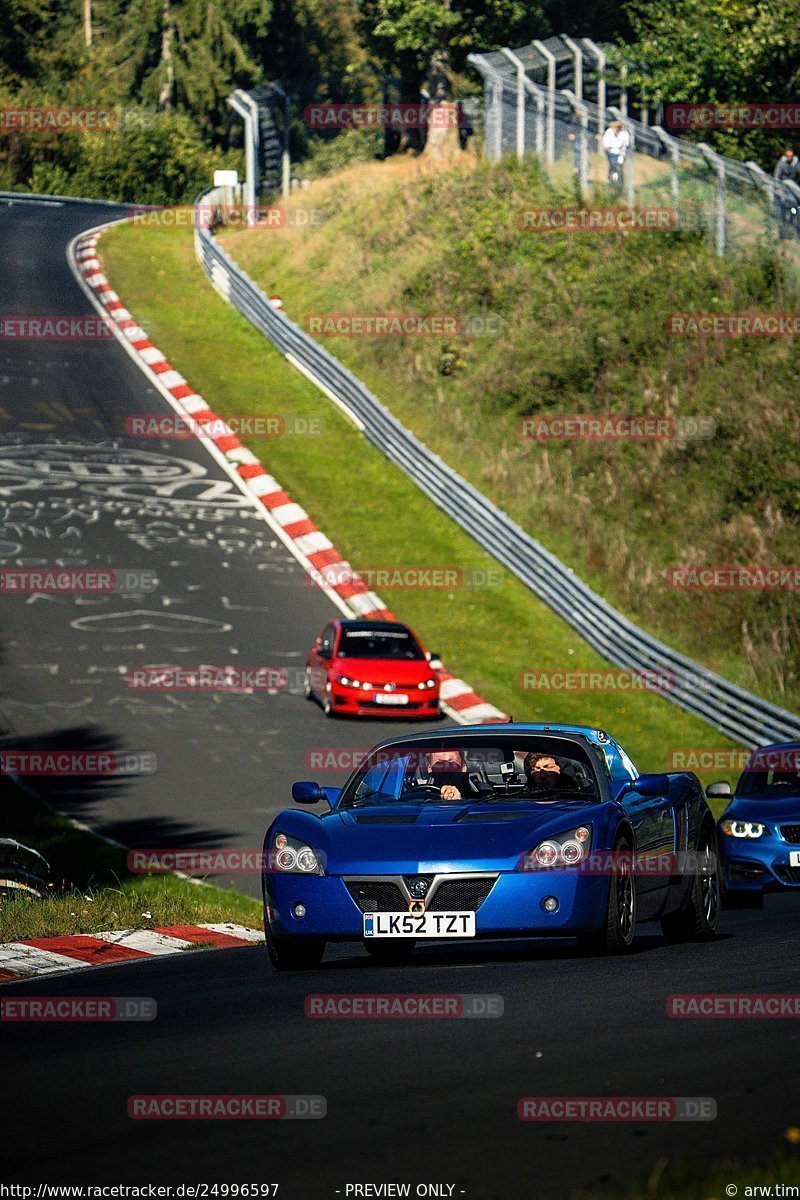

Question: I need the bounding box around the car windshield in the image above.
[338,739,600,807]
[338,628,424,660]
[737,750,800,798]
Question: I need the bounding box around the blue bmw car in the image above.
[262,723,719,969]
[713,742,800,908]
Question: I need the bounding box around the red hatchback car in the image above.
[305,619,441,719]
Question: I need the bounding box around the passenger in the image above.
[522,753,578,797]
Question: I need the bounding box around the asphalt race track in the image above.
[3,896,800,1197]
[2,199,799,1199]
[0,196,434,897]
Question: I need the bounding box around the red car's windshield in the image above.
[338,628,424,660]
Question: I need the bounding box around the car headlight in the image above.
[522,826,592,870]
[270,832,324,873]
[720,820,766,839]
[417,679,437,690]
[337,674,365,689]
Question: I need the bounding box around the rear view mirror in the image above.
[292,781,323,804]
[706,780,732,799]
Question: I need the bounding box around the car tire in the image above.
[721,885,763,910]
[265,926,326,970]
[304,669,313,700]
[577,833,636,954]
[363,939,416,963]
[323,685,334,718]
[661,822,719,942]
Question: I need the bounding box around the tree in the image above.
[355,0,548,100]
[622,0,800,160]
[109,0,271,135]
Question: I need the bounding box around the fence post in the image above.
[532,40,556,165]
[561,35,583,100]
[581,37,606,143]
[745,160,777,238]
[563,89,589,195]
[699,142,727,255]
[654,125,680,209]
[500,47,528,161]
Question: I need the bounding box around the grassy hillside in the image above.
[220,154,800,714]
[101,217,738,784]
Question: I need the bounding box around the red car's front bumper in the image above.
[329,682,440,719]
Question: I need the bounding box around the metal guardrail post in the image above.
[699,142,727,255]
[532,40,556,165]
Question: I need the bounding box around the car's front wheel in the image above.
[578,833,636,954]
[265,926,326,970]
[363,939,416,963]
[661,823,719,942]
[322,684,334,717]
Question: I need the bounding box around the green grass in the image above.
[0,777,261,944]
[612,1145,800,1200]
[219,153,800,714]
[100,213,741,788]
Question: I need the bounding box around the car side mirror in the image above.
[292,781,323,804]
[426,651,440,662]
[633,772,670,797]
[706,780,732,799]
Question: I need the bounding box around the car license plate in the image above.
[373,693,408,705]
[790,851,800,866]
[363,911,475,938]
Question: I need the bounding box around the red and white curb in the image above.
[69,226,507,726]
[0,923,264,982]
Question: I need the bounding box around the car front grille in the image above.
[345,881,407,913]
[345,874,498,913]
[427,877,497,912]
[780,824,800,844]
[775,865,800,884]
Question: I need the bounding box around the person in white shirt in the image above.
[601,120,630,184]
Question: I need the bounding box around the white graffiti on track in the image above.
[70,610,233,634]
[0,442,208,482]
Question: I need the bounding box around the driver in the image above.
[418,749,470,801]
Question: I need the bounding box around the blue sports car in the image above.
[713,742,800,908]
[262,723,719,969]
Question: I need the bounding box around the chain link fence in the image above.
[469,41,800,259]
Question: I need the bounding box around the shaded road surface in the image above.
[3,895,800,1198]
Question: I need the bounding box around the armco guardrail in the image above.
[0,838,50,899]
[194,190,800,748]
